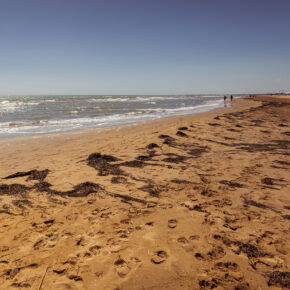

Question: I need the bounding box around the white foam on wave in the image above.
[85,95,192,103]
[0,100,39,113]
[0,98,224,138]
[139,101,222,113]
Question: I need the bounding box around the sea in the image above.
[0,95,236,139]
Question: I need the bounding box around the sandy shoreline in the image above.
[0,95,289,289]
[0,98,255,178]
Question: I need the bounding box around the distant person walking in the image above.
[230,95,233,101]
[224,96,227,102]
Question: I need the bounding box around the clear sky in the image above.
[0,0,289,95]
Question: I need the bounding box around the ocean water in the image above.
[0,95,229,139]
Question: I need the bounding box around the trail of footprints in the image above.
[0,99,289,288]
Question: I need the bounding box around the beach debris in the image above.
[181,202,207,213]
[4,169,49,181]
[158,134,174,140]
[136,155,152,161]
[38,265,49,290]
[198,278,218,289]
[261,177,285,186]
[162,154,187,163]
[219,180,244,188]
[0,184,29,195]
[178,126,188,130]
[12,199,33,209]
[22,181,101,197]
[278,123,288,127]
[171,178,193,184]
[176,130,188,137]
[87,153,125,176]
[237,139,290,152]
[233,241,265,258]
[267,271,290,288]
[108,192,148,204]
[146,143,159,149]
[214,261,238,271]
[11,282,31,288]
[120,160,146,168]
[0,209,18,215]
[232,283,250,290]
[261,177,275,185]
[111,176,128,184]
[208,123,221,127]
[273,160,290,166]
[244,199,269,210]
[139,183,160,197]
[43,219,54,225]
[187,146,209,157]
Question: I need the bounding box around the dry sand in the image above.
[0,96,289,289]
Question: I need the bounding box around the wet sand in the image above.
[0,95,289,289]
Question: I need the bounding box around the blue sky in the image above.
[0,0,289,95]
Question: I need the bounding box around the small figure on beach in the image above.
[224,96,227,107]
[230,95,233,101]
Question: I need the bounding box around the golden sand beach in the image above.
[0,95,289,289]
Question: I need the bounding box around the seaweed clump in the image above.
[87,153,125,176]
[219,180,244,188]
[4,169,49,182]
[0,184,29,196]
[234,241,265,258]
[268,271,290,288]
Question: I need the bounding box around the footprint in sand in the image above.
[214,261,239,272]
[189,235,200,240]
[114,256,131,278]
[151,250,168,264]
[145,221,154,226]
[168,219,178,229]
[177,237,189,244]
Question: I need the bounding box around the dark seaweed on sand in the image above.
[268,271,290,288]
[139,183,160,197]
[4,169,49,182]
[273,160,290,166]
[178,127,188,131]
[12,199,33,209]
[162,155,187,163]
[0,184,29,195]
[244,199,269,210]
[176,131,188,137]
[187,147,209,157]
[208,123,221,127]
[158,134,175,140]
[219,180,244,188]
[234,241,265,258]
[119,160,147,168]
[146,143,159,149]
[87,153,125,176]
[111,176,128,184]
[261,177,285,186]
[171,179,193,184]
[136,155,152,161]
